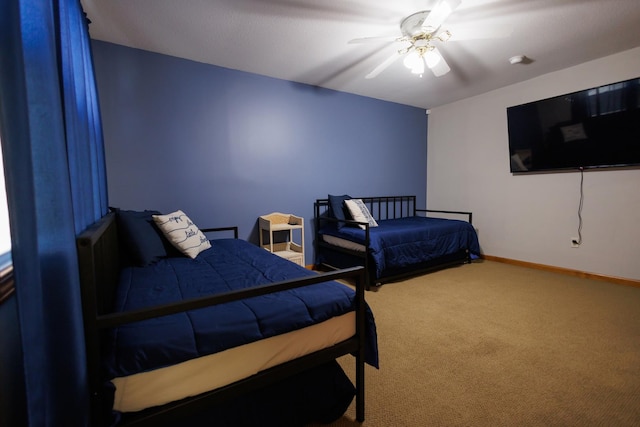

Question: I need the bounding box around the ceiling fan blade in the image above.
[447,25,513,41]
[348,35,400,44]
[427,47,451,77]
[365,52,401,79]
[421,0,462,32]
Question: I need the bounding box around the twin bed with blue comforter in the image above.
[76,210,378,426]
[315,195,480,289]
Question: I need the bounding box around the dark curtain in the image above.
[57,0,108,231]
[0,0,108,425]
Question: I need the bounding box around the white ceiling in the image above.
[81,0,640,110]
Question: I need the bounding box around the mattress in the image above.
[112,311,354,412]
[322,234,366,252]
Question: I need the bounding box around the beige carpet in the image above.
[311,260,640,426]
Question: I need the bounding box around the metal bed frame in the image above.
[314,195,473,289]
[76,212,368,426]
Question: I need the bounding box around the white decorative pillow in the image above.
[344,199,378,230]
[152,210,211,259]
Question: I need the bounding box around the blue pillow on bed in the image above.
[114,208,181,267]
[328,194,352,230]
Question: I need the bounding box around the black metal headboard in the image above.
[76,211,120,426]
[76,211,120,316]
[314,195,472,225]
[314,195,418,222]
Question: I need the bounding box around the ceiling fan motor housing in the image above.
[401,11,436,37]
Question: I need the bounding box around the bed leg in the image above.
[355,353,365,422]
[355,267,366,422]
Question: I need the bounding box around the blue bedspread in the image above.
[320,216,480,279]
[106,239,378,378]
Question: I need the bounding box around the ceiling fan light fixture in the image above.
[424,49,441,69]
[403,51,421,70]
[403,51,425,75]
[357,1,460,80]
[411,58,425,75]
[434,30,452,42]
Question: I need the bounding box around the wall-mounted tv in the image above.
[507,77,640,173]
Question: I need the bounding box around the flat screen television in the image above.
[506,77,640,173]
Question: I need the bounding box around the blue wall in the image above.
[92,41,427,264]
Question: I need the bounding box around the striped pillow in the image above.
[344,199,378,230]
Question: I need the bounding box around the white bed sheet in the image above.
[112,311,355,413]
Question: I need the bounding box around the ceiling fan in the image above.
[349,0,461,79]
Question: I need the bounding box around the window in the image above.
[0,135,13,303]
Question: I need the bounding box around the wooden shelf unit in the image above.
[258,213,304,267]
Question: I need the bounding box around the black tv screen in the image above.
[507,77,640,173]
